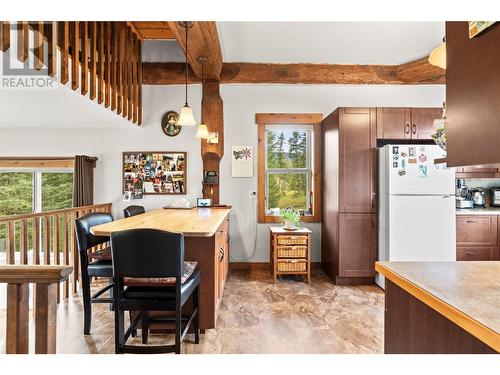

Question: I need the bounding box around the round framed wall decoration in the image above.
[161,111,182,137]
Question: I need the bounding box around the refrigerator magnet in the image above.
[398,170,406,176]
[393,154,399,161]
[392,146,399,154]
[419,165,428,178]
[418,153,427,163]
[408,158,417,164]
[409,147,416,157]
[400,152,407,157]
[393,161,399,168]
[401,159,406,169]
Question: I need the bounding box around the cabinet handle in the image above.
[405,124,410,134]
[219,247,224,262]
[371,218,376,228]
[226,232,231,243]
[466,220,477,223]
[371,196,376,209]
[465,252,476,255]
[412,124,417,135]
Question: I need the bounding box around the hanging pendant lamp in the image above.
[196,57,210,139]
[178,21,196,127]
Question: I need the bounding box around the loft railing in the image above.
[0,203,112,299]
[0,265,72,353]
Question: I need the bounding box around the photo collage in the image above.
[123,152,186,196]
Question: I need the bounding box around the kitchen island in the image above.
[91,207,231,330]
[376,261,499,353]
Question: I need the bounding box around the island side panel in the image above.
[385,279,497,354]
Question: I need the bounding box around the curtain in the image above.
[73,155,97,207]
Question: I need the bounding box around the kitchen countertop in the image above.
[90,207,231,237]
[375,261,500,352]
[456,207,500,215]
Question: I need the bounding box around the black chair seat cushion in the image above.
[123,269,200,306]
[124,261,197,287]
[87,259,113,277]
[88,247,112,261]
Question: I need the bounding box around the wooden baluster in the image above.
[48,21,57,77]
[35,283,57,354]
[98,22,104,104]
[127,27,133,121]
[6,283,29,354]
[81,22,88,95]
[111,22,117,111]
[131,34,137,123]
[55,214,61,303]
[116,22,123,115]
[89,21,97,100]
[64,213,70,298]
[33,218,41,264]
[138,40,142,125]
[71,21,79,91]
[20,220,28,265]
[44,216,51,265]
[60,21,69,85]
[72,212,79,293]
[34,21,44,70]
[105,21,111,108]
[0,21,10,52]
[17,21,28,62]
[122,23,128,119]
[6,222,15,264]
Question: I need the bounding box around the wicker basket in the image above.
[277,261,307,272]
[277,235,308,245]
[277,245,307,258]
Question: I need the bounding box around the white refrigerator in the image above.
[376,144,456,288]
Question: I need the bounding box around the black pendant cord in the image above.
[200,62,204,123]
[184,24,188,106]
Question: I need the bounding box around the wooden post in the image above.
[71,21,80,91]
[35,283,58,354]
[17,22,28,62]
[48,21,57,77]
[6,283,29,354]
[60,21,69,85]
[34,21,44,70]
[0,21,10,52]
[6,221,15,264]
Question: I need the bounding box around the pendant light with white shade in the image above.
[178,21,196,127]
[196,57,210,140]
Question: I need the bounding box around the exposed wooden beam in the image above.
[168,21,223,80]
[131,21,175,40]
[143,58,445,85]
[396,57,445,84]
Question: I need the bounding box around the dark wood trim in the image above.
[143,59,445,85]
[256,114,322,223]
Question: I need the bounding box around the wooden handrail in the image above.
[0,203,112,223]
[0,265,72,284]
[0,203,112,296]
[1,265,73,354]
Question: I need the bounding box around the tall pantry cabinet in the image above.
[322,108,377,285]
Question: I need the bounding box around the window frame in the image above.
[256,113,322,223]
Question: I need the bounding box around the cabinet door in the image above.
[410,108,442,140]
[456,247,495,261]
[340,108,377,212]
[456,215,497,247]
[339,213,376,277]
[376,107,411,140]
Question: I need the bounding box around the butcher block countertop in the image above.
[376,261,500,352]
[90,207,231,237]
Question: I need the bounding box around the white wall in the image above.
[0,83,445,263]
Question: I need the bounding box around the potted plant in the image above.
[280,207,302,230]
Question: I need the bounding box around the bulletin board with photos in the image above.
[122,151,187,195]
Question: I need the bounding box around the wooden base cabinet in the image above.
[456,215,499,261]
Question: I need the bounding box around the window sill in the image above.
[259,214,321,224]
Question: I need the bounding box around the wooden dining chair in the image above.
[75,212,114,335]
[111,228,200,354]
[123,205,145,218]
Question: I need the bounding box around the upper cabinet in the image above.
[376,107,442,141]
[446,22,500,167]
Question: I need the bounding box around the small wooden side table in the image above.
[269,226,312,284]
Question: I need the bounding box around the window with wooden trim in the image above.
[256,114,322,223]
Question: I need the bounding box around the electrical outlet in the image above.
[248,190,257,199]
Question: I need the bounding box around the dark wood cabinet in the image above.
[339,213,376,278]
[376,107,410,139]
[340,108,377,212]
[376,107,442,141]
[456,215,499,261]
[455,166,500,178]
[322,108,377,285]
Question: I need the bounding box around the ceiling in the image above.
[142,22,444,65]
